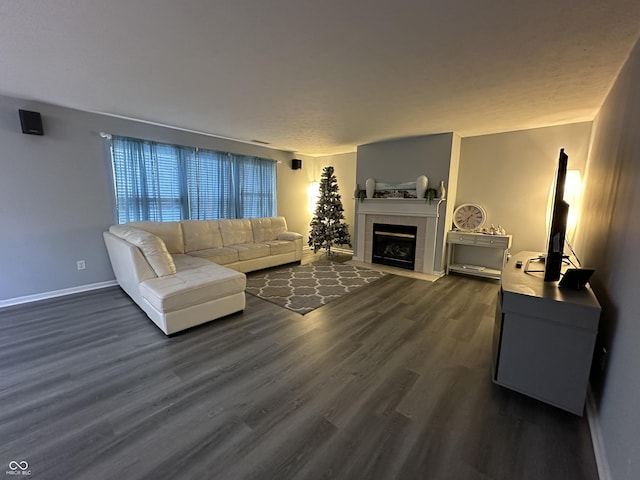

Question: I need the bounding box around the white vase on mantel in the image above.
[416,175,429,200]
[365,178,376,199]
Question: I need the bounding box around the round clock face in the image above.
[453,203,486,231]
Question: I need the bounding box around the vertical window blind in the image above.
[110,136,277,223]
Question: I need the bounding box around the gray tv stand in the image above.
[492,251,601,415]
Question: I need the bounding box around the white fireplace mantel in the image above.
[354,198,445,275]
[356,198,443,216]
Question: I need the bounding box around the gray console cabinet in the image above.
[492,251,601,415]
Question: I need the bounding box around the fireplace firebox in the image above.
[372,223,417,270]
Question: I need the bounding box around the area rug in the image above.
[245,263,386,314]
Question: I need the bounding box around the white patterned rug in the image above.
[245,263,386,314]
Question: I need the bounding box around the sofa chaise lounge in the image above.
[103,217,303,335]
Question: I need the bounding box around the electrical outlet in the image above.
[77,260,86,270]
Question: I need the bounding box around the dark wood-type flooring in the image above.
[0,260,598,479]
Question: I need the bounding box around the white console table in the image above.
[446,231,512,280]
[492,251,601,415]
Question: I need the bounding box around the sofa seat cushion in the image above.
[140,256,246,313]
[172,254,217,270]
[188,247,239,265]
[231,243,271,261]
[264,240,297,255]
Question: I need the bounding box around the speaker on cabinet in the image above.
[291,159,302,170]
[19,110,44,135]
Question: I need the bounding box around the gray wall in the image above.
[458,123,592,254]
[356,133,454,189]
[574,36,640,480]
[0,94,293,303]
[356,133,457,270]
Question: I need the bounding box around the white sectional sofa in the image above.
[103,217,303,335]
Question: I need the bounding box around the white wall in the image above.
[0,94,294,303]
[275,156,312,245]
[575,36,640,480]
[458,123,592,254]
[314,153,357,249]
[276,153,357,249]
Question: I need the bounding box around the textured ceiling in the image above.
[1,1,639,155]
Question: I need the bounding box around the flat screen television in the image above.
[544,148,570,282]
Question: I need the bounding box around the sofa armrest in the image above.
[103,231,157,304]
[277,232,303,241]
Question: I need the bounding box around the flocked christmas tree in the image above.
[308,166,352,255]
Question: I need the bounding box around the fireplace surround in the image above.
[354,198,445,275]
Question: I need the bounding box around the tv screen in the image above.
[544,149,569,282]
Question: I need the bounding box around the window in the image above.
[110,136,277,223]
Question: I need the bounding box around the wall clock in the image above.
[453,203,487,231]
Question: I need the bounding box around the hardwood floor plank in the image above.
[0,271,599,480]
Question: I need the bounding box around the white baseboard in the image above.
[586,385,612,480]
[0,280,118,309]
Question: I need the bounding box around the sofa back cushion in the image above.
[109,225,176,277]
[181,220,224,252]
[250,217,288,242]
[128,221,185,254]
[219,219,254,246]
